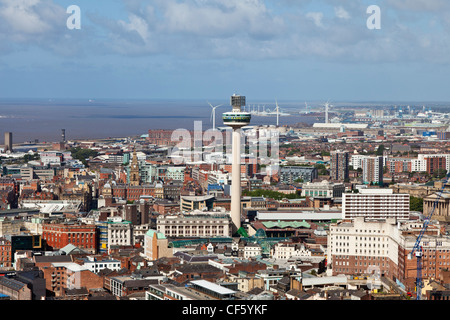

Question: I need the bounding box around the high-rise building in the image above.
[426,156,446,176]
[331,151,349,181]
[222,94,251,233]
[362,156,383,185]
[4,132,12,153]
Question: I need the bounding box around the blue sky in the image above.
[1,0,450,102]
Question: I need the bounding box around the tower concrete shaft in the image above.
[231,128,242,232]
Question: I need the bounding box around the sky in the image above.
[1,0,450,102]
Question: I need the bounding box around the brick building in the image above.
[426,156,447,175]
[0,276,32,300]
[42,262,103,297]
[0,238,12,270]
[42,223,97,254]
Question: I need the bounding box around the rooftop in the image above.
[190,280,236,295]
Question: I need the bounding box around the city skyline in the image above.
[1,0,450,102]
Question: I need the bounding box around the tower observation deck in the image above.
[222,94,251,128]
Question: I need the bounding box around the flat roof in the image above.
[190,280,236,295]
[51,262,88,272]
[302,275,348,286]
[256,211,342,221]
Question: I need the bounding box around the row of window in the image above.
[333,229,385,234]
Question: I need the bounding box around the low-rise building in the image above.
[301,180,345,199]
[143,229,172,261]
[157,211,232,238]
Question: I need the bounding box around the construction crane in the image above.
[408,173,450,300]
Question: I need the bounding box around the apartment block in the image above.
[330,151,349,181]
[419,154,450,172]
[362,156,383,185]
[342,189,410,220]
[279,166,318,183]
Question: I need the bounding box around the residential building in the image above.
[331,151,349,181]
[0,237,12,270]
[386,158,412,174]
[362,156,383,185]
[342,189,410,220]
[419,154,450,172]
[279,166,318,183]
[426,156,447,176]
[351,154,367,171]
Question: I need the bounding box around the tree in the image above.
[242,189,305,200]
[410,196,424,213]
[376,144,385,156]
[433,169,447,180]
[69,147,99,166]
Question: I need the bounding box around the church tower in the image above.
[129,148,140,186]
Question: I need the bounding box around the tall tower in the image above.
[331,151,349,182]
[4,132,12,153]
[61,129,66,143]
[223,94,251,233]
[362,156,383,185]
[129,148,140,186]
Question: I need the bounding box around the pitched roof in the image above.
[0,277,26,291]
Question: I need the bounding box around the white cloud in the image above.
[119,14,150,42]
[306,12,324,28]
[2,0,450,65]
[0,0,65,38]
[334,6,350,19]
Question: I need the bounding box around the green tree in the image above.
[376,144,385,156]
[410,196,424,213]
[69,147,99,166]
[242,189,304,200]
